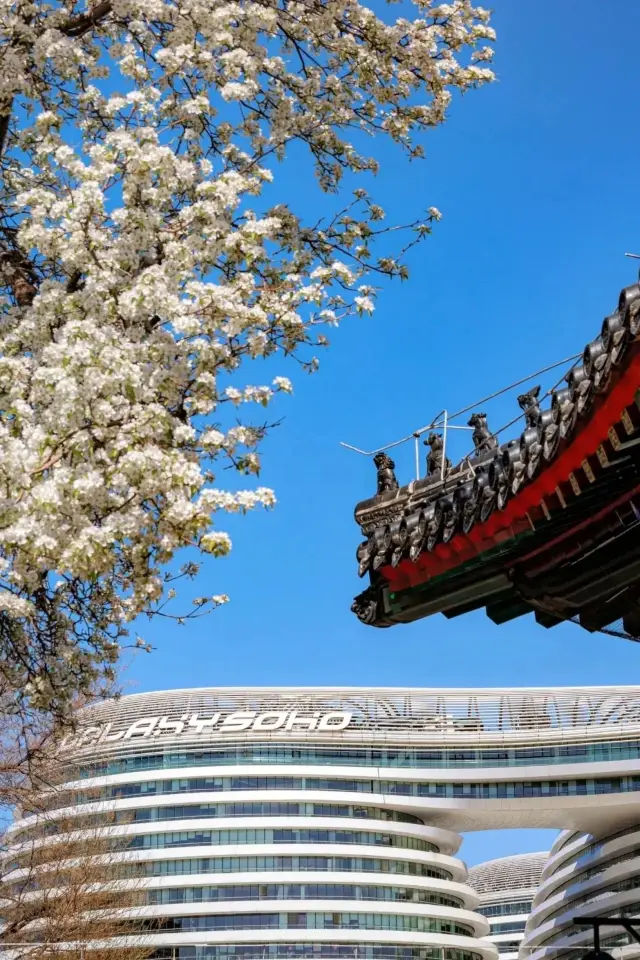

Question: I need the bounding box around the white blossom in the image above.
[200,532,233,556]
[354,296,375,314]
[0,0,494,718]
[273,377,293,394]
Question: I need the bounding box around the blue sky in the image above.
[126,0,640,866]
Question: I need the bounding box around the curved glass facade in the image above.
[14,685,640,960]
[151,945,485,960]
[146,885,465,908]
[468,854,547,960]
[124,830,439,852]
[522,826,640,960]
[72,740,640,777]
[136,914,475,935]
[97,804,424,825]
[45,774,640,807]
[138,857,455,881]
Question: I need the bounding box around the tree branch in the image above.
[0,107,11,159]
[59,0,113,38]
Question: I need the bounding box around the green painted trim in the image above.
[387,528,535,608]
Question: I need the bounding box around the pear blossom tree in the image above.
[0,0,494,719]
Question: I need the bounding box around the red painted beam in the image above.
[514,480,640,575]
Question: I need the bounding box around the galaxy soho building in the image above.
[468,853,548,959]
[14,687,640,960]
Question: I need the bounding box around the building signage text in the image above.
[69,710,353,747]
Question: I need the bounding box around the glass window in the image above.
[124,828,435,853]
[141,913,474,937]
[140,855,452,881]
[151,945,485,960]
[76,739,640,781]
[146,883,461,908]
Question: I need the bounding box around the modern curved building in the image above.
[522,826,640,960]
[11,687,640,960]
[468,853,547,960]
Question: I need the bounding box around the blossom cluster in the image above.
[0,0,494,716]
